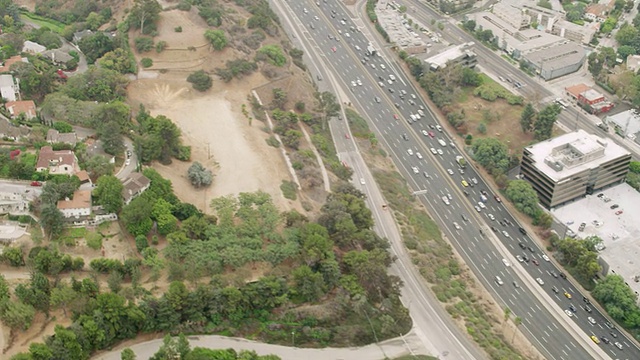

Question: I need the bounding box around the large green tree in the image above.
[79,32,115,64]
[93,175,124,213]
[128,0,162,35]
[520,103,536,132]
[39,204,65,240]
[533,103,561,140]
[505,180,540,218]
[593,274,640,326]
[204,29,228,51]
[471,137,510,173]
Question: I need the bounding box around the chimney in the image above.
[64,197,70,201]
[59,157,63,162]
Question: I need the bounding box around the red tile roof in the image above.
[36,146,76,169]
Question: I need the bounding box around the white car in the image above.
[502,258,511,267]
[453,222,461,230]
[380,64,386,69]
[421,130,429,136]
[125,159,131,166]
[416,152,423,159]
[447,193,452,200]
[430,147,437,154]
[437,149,444,156]
[356,79,362,86]
[475,205,481,212]
[471,177,478,184]
[502,231,510,238]
[614,342,623,350]
[495,276,504,286]
[378,81,385,87]
[564,310,573,317]
[412,166,419,174]
[447,169,454,175]
[423,172,430,178]
[436,125,442,132]
[536,278,544,285]
[516,255,524,263]
[314,16,319,20]
[542,254,550,262]
[303,7,308,13]
[488,214,495,221]
[370,63,376,69]
[442,196,450,205]
[478,202,486,209]
[387,79,393,85]
[360,178,365,185]
[407,149,414,156]
[588,317,596,325]
[351,81,357,87]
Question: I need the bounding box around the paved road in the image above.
[285,0,618,359]
[116,138,138,180]
[0,180,43,201]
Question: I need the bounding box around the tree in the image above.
[39,204,65,240]
[533,104,561,140]
[84,155,115,180]
[271,88,287,110]
[204,29,228,51]
[615,24,638,46]
[593,274,639,325]
[50,284,78,316]
[53,121,73,133]
[79,32,115,64]
[315,91,341,129]
[129,0,162,35]
[618,45,636,61]
[186,70,212,92]
[282,130,302,149]
[97,121,125,156]
[520,103,536,132]
[61,67,129,103]
[187,162,213,188]
[93,175,124,213]
[98,48,137,74]
[152,198,178,235]
[0,300,36,333]
[292,265,326,302]
[505,180,540,218]
[574,251,601,281]
[2,246,24,266]
[121,196,154,236]
[256,45,287,66]
[471,137,510,173]
[463,20,476,32]
[121,348,136,360]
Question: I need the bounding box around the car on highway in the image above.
[502,230,510,238]
[502,258,510,267]
[356,79,362,86]
[564,310,572,317]
[590,336,600,344]
[588,316,596,325]
[447,169,454,175]
[423,172,430,178]
[516,255,524,263]
[378,81,385,87]
[437,149,444,155]
[550,270,559,278]
[495,276,504,286]
[461,180,468,187]
[331,46,337,52]
[412,166,419,174]
[584,305,592,313]
[474,205,481,212]
[407,149,413,156]
[488,214,495,221]
[345,133,350,139]
[600,336,610,344]
[611,204,619,209]
[402,133,408,141]
[461,214,468,221]
[416,152,423,159]
[30,181,42,186]
[614,341,623,350]
[536,278,544,285]
[518,242,526,249]
[513,281,520,288]
[428,131,435,138]
[430,148,437,154]
[360,178,365,185]
[532,259,539,266]
[494,195,502,203]
[478,202,486,209]
[380,64,386,69]
[393,114,399,120]
[518,227,527,235]
[564,292,572,299]
[615,210,623,215]
[453,222,461,230]
[552,286,559,294]
[421,130,428,136]
[374,97,381,103]
[442,196,450,205]
[435,125,442,132]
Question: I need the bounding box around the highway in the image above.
[283,0,634,359]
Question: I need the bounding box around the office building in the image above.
[425,42,477,71]
[521,130,631,208]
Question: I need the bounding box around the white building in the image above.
[606,109,640,141]
[57,190,92,218]
[0,75,19,102]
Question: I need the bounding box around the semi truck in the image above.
[456,156,466,168]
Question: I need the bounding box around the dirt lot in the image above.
[127,9,300,213]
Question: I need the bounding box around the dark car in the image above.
[551,271,559,278]
[569,305,577,312]
[491,226,498,233]
[600,337,610,344]
[499,221,506,226]
[522,254,529,262]
[610,331,618,338]
[532,259,539,266]
[518,242,526,249]
[518,227,527,235]
[583,296,591,304]
[605,321,614,329]
[528,246,535,253]
[463,190,470,196]
[30,181,42,186]
[461,214,469,222]
[559,272,567,279]
[402,133,409,141]
[584,305,592,313]
[611,204,619,209]
[552,286,559,294]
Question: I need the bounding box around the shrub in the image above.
[266,136,280,147]
[155,41,168,53]
[85,232,103,250]
[187,70,213,91]
[134,37,154,52]
[141,58,153,68]
[135,235,149,253]
[280,180,298,200]
[174,26,183,32]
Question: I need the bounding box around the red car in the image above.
[532,259,539,266]
[393,114,399,120]
[345,133,350,139]
[428,131,435,138]
[30,181,42,187]
[615,210,623,215]
[331,46,337,52]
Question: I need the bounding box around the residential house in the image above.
[46,129,78,146]
[36,146,79,175]
[57,189,92,218]
[0,74,19,102]
[73,29,93,44]
[627,55,640,72]
[5,100,37,120]
[584,4,610,23]
[22,40,46,54]
[0,192,29,214]
[122,172,151,205]
[42,49,74,65]
[0,55,28,73]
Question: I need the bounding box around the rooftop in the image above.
[424,42,475,69]
[522,42,585,72]
[525,129,630,182]
[606,110,640,137]
[565,83,591,98]
[57,189,91,210]
[0,56,27,73]
[46,129,77,145]
[5,100,36,119]
[36,146,77,169]
[122,172,151,202]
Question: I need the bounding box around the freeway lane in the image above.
[287,0,619,358]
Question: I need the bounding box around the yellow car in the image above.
[591,335,600,344]
[564,292,572,299]
[461,180,469,187]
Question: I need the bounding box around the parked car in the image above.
[30,181,42,187]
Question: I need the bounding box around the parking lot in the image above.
[551,183,640,294]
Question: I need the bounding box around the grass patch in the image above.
[370,165,524,359]
[280,180,298,200]
[20,12,65,33]
[346,108,372,138]
[266,136,281,147]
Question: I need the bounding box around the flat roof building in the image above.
[424,42,477,71]
[606,110,640,141]
[521,130,631,208]
[521,41,585,80]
